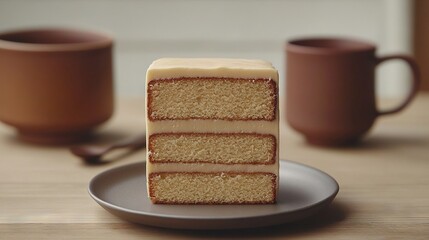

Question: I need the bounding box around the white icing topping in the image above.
[146,58,279,81]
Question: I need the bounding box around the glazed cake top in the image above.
[146,58,278,81]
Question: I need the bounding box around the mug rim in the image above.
[0,27,113,52]
[286,37,376,54]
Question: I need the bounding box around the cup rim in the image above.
[0,27,113,52]
[286,37,376,54]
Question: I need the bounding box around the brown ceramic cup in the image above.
[0,28,114,144]
[286,38,420,146]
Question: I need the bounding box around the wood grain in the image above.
[1,95,428,239]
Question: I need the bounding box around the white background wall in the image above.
[0,0,414,98]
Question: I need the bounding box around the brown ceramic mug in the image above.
[0,28,114,144]
[286,38,420,146]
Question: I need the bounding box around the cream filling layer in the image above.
[146,113,280,174]
[147,58,279,81]
[148,162,278,174]
[147,118,278,135]
[146,117,279,176]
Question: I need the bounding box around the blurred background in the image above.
[0,0,427,99]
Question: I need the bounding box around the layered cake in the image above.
[146,58,279,204]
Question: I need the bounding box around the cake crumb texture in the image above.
[148,78,276,121]
[149,133,275,164]
[149,172,276,204]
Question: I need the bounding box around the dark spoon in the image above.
[70,134,146,164]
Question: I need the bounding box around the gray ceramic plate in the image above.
[88,160,339,229]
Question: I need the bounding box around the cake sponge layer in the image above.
[147,78,276,121]
[149,172,276,204]
[149,133,276,164]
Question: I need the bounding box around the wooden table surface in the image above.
[1,94,428,239]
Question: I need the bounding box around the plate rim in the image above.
[88,159,339,221]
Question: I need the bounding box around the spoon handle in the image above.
[111,134,146,150]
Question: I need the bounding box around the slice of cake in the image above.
[146,58,279,204]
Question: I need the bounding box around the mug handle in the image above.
[375,55,420,116]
